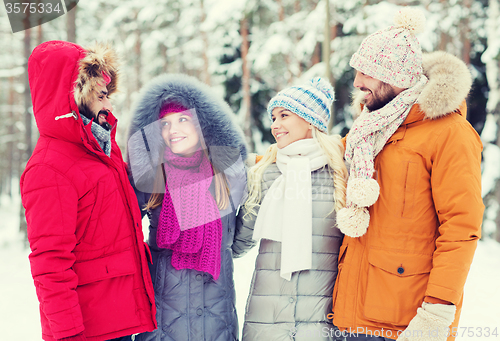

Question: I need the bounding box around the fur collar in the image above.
[352,51,472,120]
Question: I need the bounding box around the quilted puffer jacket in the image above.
[233,163,343,341]
[128,74,247,341]
[331,51,483,341]
[21,40,156,341]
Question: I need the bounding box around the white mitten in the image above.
[396,302,456,341]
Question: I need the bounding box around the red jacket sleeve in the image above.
[21,164,84,339]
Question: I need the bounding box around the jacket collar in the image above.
[385,100,467,145]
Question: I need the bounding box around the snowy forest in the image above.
[0,0,500,242]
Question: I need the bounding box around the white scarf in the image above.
[337,75,428,238]
[253,138,328,280]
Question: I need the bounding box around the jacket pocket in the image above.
[73,250,141,337]
[73,249,137,285]
[363,248,432,326]
[401,161,418,219]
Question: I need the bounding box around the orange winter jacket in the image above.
[331,52,484,340]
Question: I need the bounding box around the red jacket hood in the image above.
[28,40,117,147]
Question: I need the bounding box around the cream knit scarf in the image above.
[253,138,328,281]
[337,75,428,237]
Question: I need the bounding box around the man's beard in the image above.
[365,82,398,112]
[79,104,111,131]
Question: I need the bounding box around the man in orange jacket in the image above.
[331,8,484,341]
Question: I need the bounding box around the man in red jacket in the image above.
[21,40,157,341]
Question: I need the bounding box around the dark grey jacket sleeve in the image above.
[232,198,258,258]
[232,167,275,258]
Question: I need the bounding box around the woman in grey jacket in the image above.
[127,74,247,341]
[233,78,348,341]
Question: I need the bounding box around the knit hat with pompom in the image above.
[350,7,426,89]
[267,77,334,133]
[336,8,427,239]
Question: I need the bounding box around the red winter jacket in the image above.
[21,41,156,340]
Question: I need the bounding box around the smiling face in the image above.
[88,84,113,127]
[270,108,313,149]
[353,71,406,112]
[161,112,201,156]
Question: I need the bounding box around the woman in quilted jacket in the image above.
[233,78,348,341]
[127,74,247,341]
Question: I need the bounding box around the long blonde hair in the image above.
[244,128,347,218]
[144,148,230,211]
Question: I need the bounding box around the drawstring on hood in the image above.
[55,112,78,121]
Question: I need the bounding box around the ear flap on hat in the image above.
[74,42,119,107]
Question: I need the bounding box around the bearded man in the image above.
[331,8,484,341]
[21,40,157,341]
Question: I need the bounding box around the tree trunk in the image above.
[322,0,331,82]
[438,0,450,52]
[200,0,211,85]
[461,0,471,65]
[496,96,500,242]
[276,0,292,85]
[33,19,42,146]
[23,29,32,162]
[161,44,168,73]
[241,16,254,152]
[0,80,5,196]
[20,26,32,235]
[496,162,500,242]
[135,29,142,91]
[37,7,43,45]
[277,0,285,21]
[485,0,500,241]
[7,76,15,198]
[324,0,335,131]
[312,43,321,65]
[66,1,77,43]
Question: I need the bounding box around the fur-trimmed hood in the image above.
[352,51,472,119]
[28,40,119,149]
[127,74,247,193]
[74,42,119,107]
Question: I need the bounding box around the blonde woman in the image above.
[233,77,348,341]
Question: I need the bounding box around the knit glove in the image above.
[397,302,456,341]
[57,332,87,341]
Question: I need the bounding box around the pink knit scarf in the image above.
[157,147,222,280]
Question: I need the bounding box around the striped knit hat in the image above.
[349,7,426,89]
[267,77,334,133]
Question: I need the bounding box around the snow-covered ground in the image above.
[1,192,499,340]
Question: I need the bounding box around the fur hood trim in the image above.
[127,74,247,192]
[74,42,119,107]
[419,51,472,119]
[352,51,472,120]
